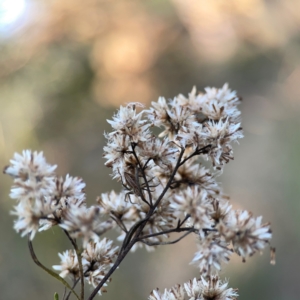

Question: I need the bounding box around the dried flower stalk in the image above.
[4,84,274,299]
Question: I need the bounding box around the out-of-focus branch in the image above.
[27,236,80,300]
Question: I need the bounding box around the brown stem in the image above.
[131,142,153,206]
[143,157,152,170]
[87,243,132,300]
[88,146,201,299]
[140,230,194,246]
[179,144,212,167]
[65,266,94,300]
[120,218,148,252]
[178,214,191,227]
[153,147,185,210]
[63,230,84,300]
[110,214,128,233]
[137,226,197,241]
[119,148,187,252]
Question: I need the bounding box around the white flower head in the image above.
[52,249,80,279]
[57,174,86,202]
[103,133,132,168]
[4,150,57,201]
[174,161,221,197]
[210,198,233,225]
[39,175,86,232]
[149,285,185,300]
[81,240,118,295]
[11,197,56,240]
[107,102,150,143]
[175,86,198,108]
[137,137,179,172]
[147,96,200,141]
[97,190,132,217]
[197,83,241,122]
[146,96,170,128]
[201,119,243,167]
[82,238,118,272]
[191,234,233,276]
[184,276,238,300]
[171,187,212,229]
[86,266,110,295]
[218,210,272,260]
[59,205,106,247]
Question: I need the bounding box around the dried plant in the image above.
[4,84,274,300]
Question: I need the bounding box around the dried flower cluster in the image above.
[149,276,238,300]
[4,84,274,300]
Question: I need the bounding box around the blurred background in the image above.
[0,0,299,299]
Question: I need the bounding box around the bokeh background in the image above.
[0,0,299,299]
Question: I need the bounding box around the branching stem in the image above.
[131,142,153,206]
[140,230,194,246]
[137,226,197,241]
[88,144,214,299]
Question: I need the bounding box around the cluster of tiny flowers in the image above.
[4,151,117,293]
[53,238,118,294]
[4,150,57,239]
[4,84,274,298]
[149,276,238,300]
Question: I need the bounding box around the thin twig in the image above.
[65,278,80,300]
[137,226,196,241]
[179,144,212,167]
[153,147,185,210]
[131,142,153,206]
[27,236,80,300]
[142,158,152,171]
[178,214,191,227]
[63,230,84,300]
[87,146,199,299]
[202,228,218,235]
[65,265,94,300]
[110,214,128,233]
[87,245,131,300]
[62,286,67,300]
[120,218,148,252]
[140,230,194,246]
